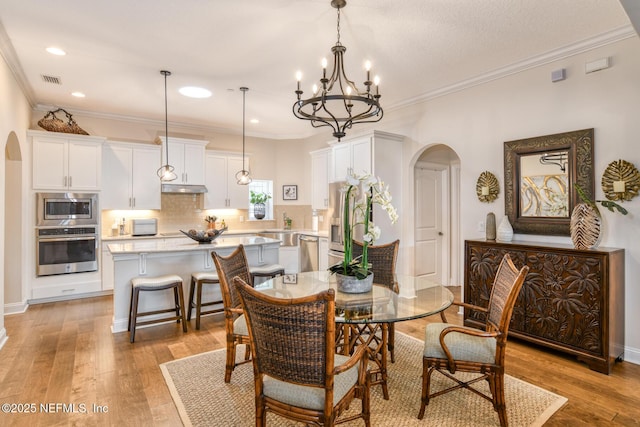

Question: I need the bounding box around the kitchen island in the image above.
[107,236,281,333]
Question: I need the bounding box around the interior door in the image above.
[414,167,444,282]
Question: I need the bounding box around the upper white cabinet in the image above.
[204,151,249,209]
[310,148,330,210]
[30,130,105,191]
[102,142,161,210]
[329,131,401,182]
[156,136,207,185]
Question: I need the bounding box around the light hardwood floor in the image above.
[0,291,639,426]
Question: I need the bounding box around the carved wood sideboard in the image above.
[464,239,624,374]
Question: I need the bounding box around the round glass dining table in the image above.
[258,270,454,399]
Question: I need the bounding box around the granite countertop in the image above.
[107,236,281,255]
[103,229,328,241]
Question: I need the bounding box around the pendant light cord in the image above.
[164,71,169,163]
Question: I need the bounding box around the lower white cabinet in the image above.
[279,246,300,273]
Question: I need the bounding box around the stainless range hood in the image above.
[161,184,208,194]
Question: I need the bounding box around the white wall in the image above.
[374,36,640,364]
[0,48,32,349]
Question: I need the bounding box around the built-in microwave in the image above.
[36,192,98,227]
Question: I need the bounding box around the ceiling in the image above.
[0,1,635,140]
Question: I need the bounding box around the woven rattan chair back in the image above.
[235,277,335,386]
[212,245,252,310]
[211,245,253,383]
[234,277,371,426]
[351,239,399,289]
[486,253,526,336]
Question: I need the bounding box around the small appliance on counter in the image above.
[131,218,158,236]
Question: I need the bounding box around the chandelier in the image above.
[236,87,252,185]
[293,0,383,141]
[157,70,177,182]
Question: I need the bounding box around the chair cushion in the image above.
[250,264,285,274]
[233,314,248,336]
[424,323,496,364]
[262,354,359,410]
[192,271,219,282]
[131,274,182,288]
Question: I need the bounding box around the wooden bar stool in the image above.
[250,264,285,285]
[187,271,223,330]
[128,274,187,343]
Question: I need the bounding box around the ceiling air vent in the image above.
[41,74,62,85]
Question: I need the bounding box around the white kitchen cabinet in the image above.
[102,142,161,210]
[310,148,330,210]
[204,151,249,209]
[329,131,402,182]
[329,131,404,245]
[318,237,328,271]
[156,136,207,185]
[30,130,105,191]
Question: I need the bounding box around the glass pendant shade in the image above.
[236,86,251,185]
[157,70,177,182]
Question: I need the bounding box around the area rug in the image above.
[160,333,567,426]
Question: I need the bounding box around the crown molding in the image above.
[0,21,35,106]
[388,25,637,111]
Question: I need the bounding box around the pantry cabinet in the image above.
[204,151,249,209]
[156,136,207,185]
[310,148,330,210]
[329,131,402,182]
[102,142,161,210]
[30,130,105,191]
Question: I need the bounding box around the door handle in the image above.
[438,232,443,236]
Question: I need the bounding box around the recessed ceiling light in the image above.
[71,92,85,98]
[46,47,66,56]
[250,119,259,124]
[179,86,212,98]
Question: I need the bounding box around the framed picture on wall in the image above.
[283,185,297,200]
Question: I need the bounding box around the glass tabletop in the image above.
[257,271,454,324]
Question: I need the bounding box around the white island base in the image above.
[108,236,280,333]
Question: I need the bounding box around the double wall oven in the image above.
[36,192,99,277]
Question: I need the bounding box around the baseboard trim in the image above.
[623,345,640,366]
[4,301,29,315]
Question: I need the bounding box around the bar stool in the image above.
[128,274,187,343]
[187,271,223,330]
[250,264,285,285]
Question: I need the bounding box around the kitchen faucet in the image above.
[283,212,292,230]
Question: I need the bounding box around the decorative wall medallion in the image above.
[601,159,640,202]
[476,171,499,203]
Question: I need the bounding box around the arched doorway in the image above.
[413,144,461,286]
[4,131,25,313]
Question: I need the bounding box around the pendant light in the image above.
[157,70,177,182]
[236,86,252,185]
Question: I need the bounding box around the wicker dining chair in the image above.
[212,245,254,383]
[418,254,529,427]
[233,277,371,427]
[351,239,400,363]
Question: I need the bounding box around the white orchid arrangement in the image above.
[329,172,398,279]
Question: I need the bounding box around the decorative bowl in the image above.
[180,227,226,244]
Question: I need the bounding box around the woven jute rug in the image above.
[160,333,567,426]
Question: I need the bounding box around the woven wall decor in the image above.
[476,171,499,203]
[37,108,89,135]
[601,159,640,202]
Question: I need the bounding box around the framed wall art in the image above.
[283,185,298,200]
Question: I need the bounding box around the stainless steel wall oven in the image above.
[36,227,98,276]
[35,192,99,276]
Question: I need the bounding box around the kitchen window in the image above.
[248,180,273,220]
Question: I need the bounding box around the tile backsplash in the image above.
[101,193,327,236]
